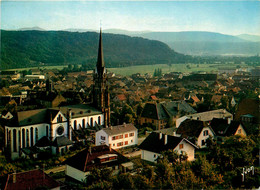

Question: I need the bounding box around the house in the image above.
[139,132,197,163]
[210,118,247,138]
[3,104,104,159]
[113,94,127,103]
[4,169,60,190]
[65,145,133,182]
[95,123,138,149]
[176,119,215,148]
[140,101,196,130]
[176,109,233,128]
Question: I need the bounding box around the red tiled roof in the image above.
[4,169,59,190]
[116,94,127,101]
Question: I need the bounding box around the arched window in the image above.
[74,120,77,130]
[57,115,62,123]
[30,127,34,146]
[46,126,49,137]
[82,119,85,128]
[18,130,21,150]
[90,118,93,127]
[13,129,17,152]
[35,128,38,142]
[26,129,29,147]
[98,116,101,125]
[22,129,25,148]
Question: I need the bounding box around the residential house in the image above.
[95,123,138,149]
[210,118,247,138]
[139,132,197,163]
[140,101,196,130]
[4,169,60,190]
[176,119,215,148]
[65,145,133,182]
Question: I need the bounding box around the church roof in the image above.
[96,28,105,75]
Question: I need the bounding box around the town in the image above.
[0,27,259,190]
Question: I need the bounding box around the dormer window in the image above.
[98,154,118,163]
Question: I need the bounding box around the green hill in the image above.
[0,30,189,69]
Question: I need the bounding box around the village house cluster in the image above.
[0,29,259,190]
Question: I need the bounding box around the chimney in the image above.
[123,122,126,127]
[89,146,92,154]
[164,134,168,145]
[110,126,113,130]
[227,117,231,124]
[109,144,112,151]
[13,171,16,183]
[159,132,162,139]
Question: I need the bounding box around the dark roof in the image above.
[210,118,229,136]
[210,118,244,136]
[176,119,206,138]
[35,136,51,147]
[139,132,197,154]
[225,121,243,136]
[52,136,73,147]
[4,169,59,190]
[64,145,129,172]
[102,123,137,136]
[141,101,196,120]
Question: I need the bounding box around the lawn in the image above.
[108,64,219,76]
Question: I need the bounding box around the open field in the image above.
[108,63,221,76]
[3,63,249,76]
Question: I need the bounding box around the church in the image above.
[2,29,110,159]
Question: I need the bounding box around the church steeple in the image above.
[96,28,105,76]
[93,28,110,127]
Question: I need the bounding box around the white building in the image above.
[176,119,215,148]
[139,132,197,163]
[3,104,104,159]
[95,123,138,149]
[176,109,233,128]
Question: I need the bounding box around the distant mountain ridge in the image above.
[1,30,189,69]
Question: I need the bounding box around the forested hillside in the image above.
[0,30,189,69]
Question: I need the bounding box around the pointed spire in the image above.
[97,28,105,71]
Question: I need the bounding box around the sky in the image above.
[1,1,260,35]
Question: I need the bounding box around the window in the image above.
[13,129,17,152]
[90,118,93,126]
[57,115,62,123]
[113,144,115,146]
[35,128,38,142]
[112,136,116,140]
[22,129,25,148]
[117,142,123,147]
[98,116,101,125]
[203,130,209,136]
[119,135,123,139]
[130,132,134,137]
[125,134,128,138]
[179,144,184,149]
[101,136,106,140]
[74,120,77,130]
[82,119,85,128]
[238,129,242,134]
[154,154,157,158]
[26,129,29,147]
[201,140,206,146]
[30,127,34,146]
[131,140,133,143]
[125,141,128,145]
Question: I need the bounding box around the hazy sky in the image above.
[1,1,260,35]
